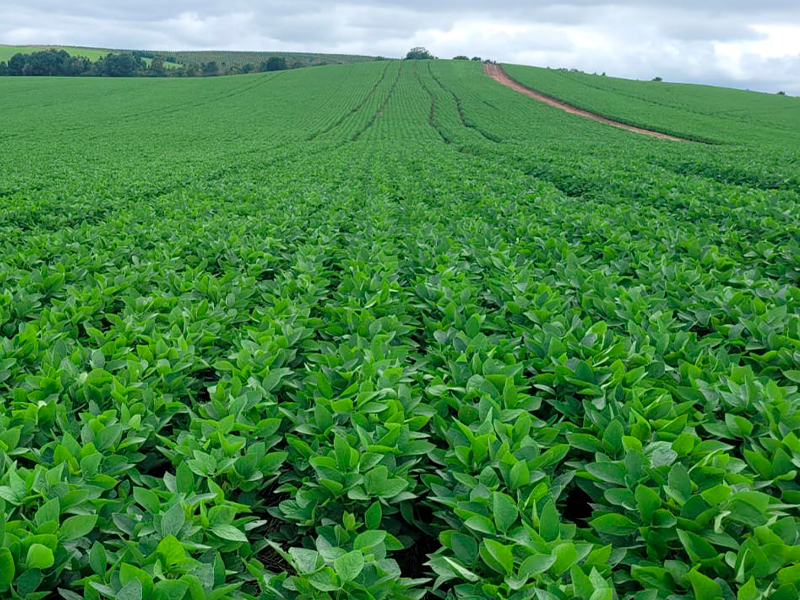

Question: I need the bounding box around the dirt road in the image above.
[483,63,687,142]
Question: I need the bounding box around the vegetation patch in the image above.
[0,58,799,600]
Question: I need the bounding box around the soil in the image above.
[483,63,688,142]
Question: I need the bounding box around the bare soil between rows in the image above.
[483,63,687,142]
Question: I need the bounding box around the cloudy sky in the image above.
[1,1,799,93]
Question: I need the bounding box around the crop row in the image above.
[1,60,799,600]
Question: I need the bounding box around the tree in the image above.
[149,57,166,77]
[0,61,8,76]
[95,53,143,77]
[2,49,92,77]
[201,61,219,76]
[471,56,482,62]
[242,63,255,74]
[777,90,786,96]
[453,55,469,60]
[8,53,26,75]
[406,47,433,60]
[185,63,200,77]
[65,55,91,76]
[652,76,663,82]
[266,56,288,71]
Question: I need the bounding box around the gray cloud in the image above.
[1,1,798,93]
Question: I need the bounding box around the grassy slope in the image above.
[0,45,377,69]
[0,45,112,62]
[503,63,800,145]
[165,49,378,67]
[1,61,799,599]
[0,45,183,68]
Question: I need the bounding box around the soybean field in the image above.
[1,59,800,600]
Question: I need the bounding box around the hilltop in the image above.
[0,44,378,70]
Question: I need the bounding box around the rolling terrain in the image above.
[1,60,799,600]
[0,45,377,68]
[0,45,112,62]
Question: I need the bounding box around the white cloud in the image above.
[0,1,798,93]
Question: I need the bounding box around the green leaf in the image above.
[334,434,351,471]
[737,577,760,600]
[701,484,732,506]
[120,564,154,598]
[176,462,194,494]
[783,370,800,384]
[364,502,382,530]
[161,503,185,537]
[117,579,143,600]
[0,548,14,591]
[289,548,322,574]
[354,530,386,552]
[442,557,480,582]
[26,543,54,569]
[519,554,556,577]
[0,484,24,504]
[590,513,637,536]
[571,565,594,600]
[333,550,364,582]
[510,460,530,489]
[677,529,718,562]
[539,500,560,541]
[589,590,613,600]
[61,514,98,540]
[309,568,340,592]
[157,535,186,567]
[153,579,190,600]
[91,349,106,370]
[480,539,514,576]
[550,542,578,575]
[210,524,248,542]
[34,497,60,526]
[666,463,692,504]
[89,541,107,576]
[686,569,722,599]
[630,565,674,591]
[263,368,292,392]
[134,487,160,514]
[448,533,478,563]
[464,515,495,535]
[586,462,625,486]
[635,485,661,525]
[778,563,800,585]
[373,477,407,498]
[492,492,518,533]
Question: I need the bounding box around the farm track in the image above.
[352,62,403,141]
[429,63,501,143]
[412,63,451,144]
[484,63,689,141]
[307,62,393,140]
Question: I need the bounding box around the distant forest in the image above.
[0,49,299,77]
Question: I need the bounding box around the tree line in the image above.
[0,49,293,77]
[405,47,487,62]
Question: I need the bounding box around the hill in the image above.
[0,44,111,62]
[1,60,799,600]
[504,63,800,144]
[0,44,377,70]
[163,49,378,68]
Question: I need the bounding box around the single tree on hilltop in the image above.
[406,47,434,60]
